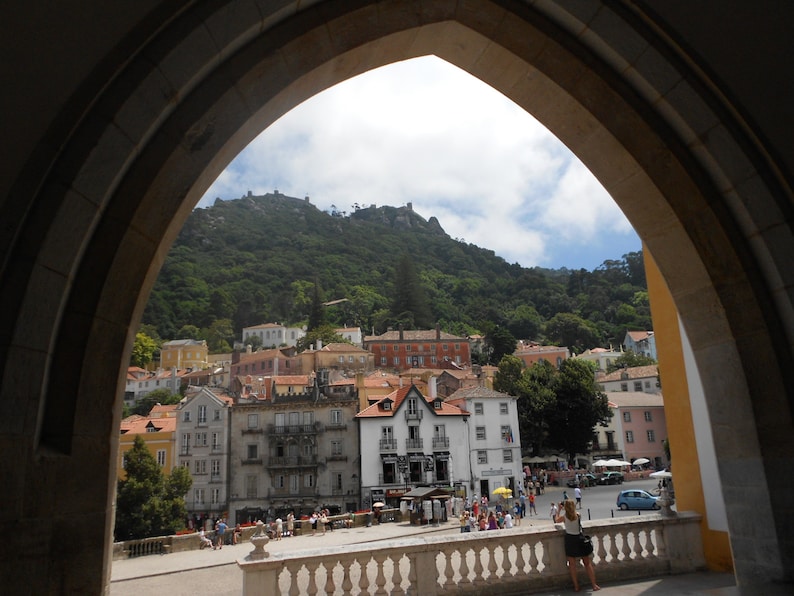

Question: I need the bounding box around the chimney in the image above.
[429,376,437,399]
[435,323,441,341]
[399,325,404,341]
[316,339,323,351]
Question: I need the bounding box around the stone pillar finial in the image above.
[247,520,271,560]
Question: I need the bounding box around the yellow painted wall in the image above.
[645,249,733,572]
[117,430,177,481]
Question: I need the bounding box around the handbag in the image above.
[578,519,594,555]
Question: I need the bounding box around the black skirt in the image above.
[564,532,591,558]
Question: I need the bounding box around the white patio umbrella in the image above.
[592,459,610,467]
[604,459,629,467]
[632,458,650,466]
[650,470,672,479]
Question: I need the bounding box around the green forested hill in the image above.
[142,192,650,354]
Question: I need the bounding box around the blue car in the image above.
[616,489,660,510]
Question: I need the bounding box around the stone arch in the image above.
[2,1,792,592]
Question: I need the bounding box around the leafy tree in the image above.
[130,332,159,368]
[544,359,612,464]
[543,312,603,354]
[496,357,611,462]
[605,350,657,373]
[203,318,235,353]
[115,435,192,540]
[296,324,347,352]
[176,324,201,340]
[132,389,182,416]
[486,326,517,365]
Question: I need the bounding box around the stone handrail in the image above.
[238,511,704,595]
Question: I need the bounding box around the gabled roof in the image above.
[364,329,467,342]
[447,385,514,400]
[119,415,176,434]
[162,339,206,347]
[599,365,658,383]
[178,386,234,408]
[625,330,653,342]
[319,342,368,353]
[356,385,468,418]
[607,391,664,407]
[235,347,296,363]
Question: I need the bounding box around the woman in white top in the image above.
[553,499,600,592]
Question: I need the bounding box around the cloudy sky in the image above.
[198,56,640,271]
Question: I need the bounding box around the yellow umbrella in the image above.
[492,486,513,497]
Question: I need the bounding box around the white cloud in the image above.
[198,56,639,269]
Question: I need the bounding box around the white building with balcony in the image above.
[356,384,469,509]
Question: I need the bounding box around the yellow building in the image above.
[118,408,178,481]
[160,339,208,370]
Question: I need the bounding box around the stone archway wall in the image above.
[1,1,792,592]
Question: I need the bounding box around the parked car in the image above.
[566,473,597,488]
[596,472,624,485]
[616,489,660,510]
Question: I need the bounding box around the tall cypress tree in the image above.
[307,280,326,332]
[391,254,433,328]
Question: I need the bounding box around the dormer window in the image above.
[382,401,392,411]
[434,399,442,410]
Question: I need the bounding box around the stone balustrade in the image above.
[238,511,704,595]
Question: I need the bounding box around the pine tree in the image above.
[307,280,326,332]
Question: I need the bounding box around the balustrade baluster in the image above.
[373,553,388,595]
[357,556,372,593]
[442,548,456,588]
[514,542,527,577]
[458,546,471,585]
[594,533,607,564]
[486,542,499,580]
[500,542,513,578]
[286,562,301,596]
[620,530,634,561]
[305,561,318,596]
[609,530,622,562]
[527,541,539,575]
[322,560,336,595]
[655,526,667,560]
[540,538,552,576]
[472,545,486,586]
[340,556,355,595]
[391,553,406,595]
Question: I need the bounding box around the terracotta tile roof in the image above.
[599,365,659,383]
[273,375,311,385]
[236,347,294,362]
[356,385,468,418]
[120,415,176,434]
[625,330,652,341]
[364,329,467,342]
[515,344,567,354]
[320,343,368,352]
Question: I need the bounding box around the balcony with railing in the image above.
[267,422,324,435]
[238,511,706,594]
[379,438,397,451]
[432,436,450,450]
[267,455,318,468]
[404,409,423,421]
[405,438,423,450]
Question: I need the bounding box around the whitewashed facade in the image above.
[447,385,523,501]
[356,384,470,509]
